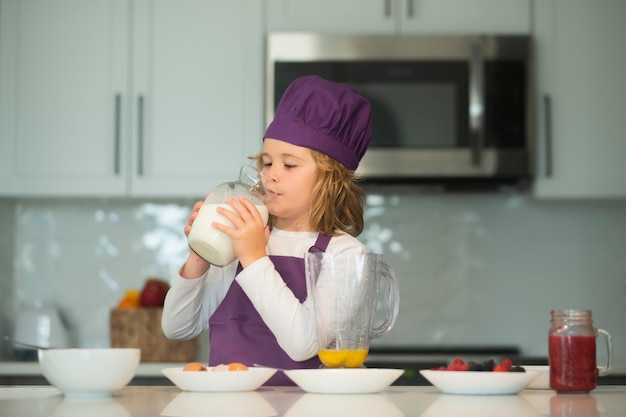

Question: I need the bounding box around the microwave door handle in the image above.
[469,43,484,166]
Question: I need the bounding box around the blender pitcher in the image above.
[304,253,399,368]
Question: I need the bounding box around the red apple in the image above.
[140,278,170,307]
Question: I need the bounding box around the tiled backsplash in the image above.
[1,190,625,367]
[2,198,196,354]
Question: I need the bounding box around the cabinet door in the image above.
[266,0,529,34]
[399,0,530,34]
[0,0,129,196]
[266,0,395,34]
[533,0,626,198]
[130,0,264,197]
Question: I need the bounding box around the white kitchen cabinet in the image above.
[0,0,263,198]
[0,0,129,196]
[533,0,626,198]
[398,0,530,34]
[266,0,530,34]
[267,0,396,33]
[129,0,263,197]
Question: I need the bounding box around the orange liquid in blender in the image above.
[318,349,369,368]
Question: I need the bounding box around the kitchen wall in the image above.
[1,191,625,369]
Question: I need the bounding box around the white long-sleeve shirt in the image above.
[161,228,367,361]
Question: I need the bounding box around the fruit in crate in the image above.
[140,278,170,307]
[117,290,141,309]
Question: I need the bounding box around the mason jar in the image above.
[548,309,612,393]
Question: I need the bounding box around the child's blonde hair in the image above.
[253,150,365,237]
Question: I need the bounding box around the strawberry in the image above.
[457,363,470,371]
[450,357,465,367]
[494,358,513,372]
[447,357,469,371]
[434,357,517,372]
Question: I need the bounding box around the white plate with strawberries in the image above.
[420,358,540,395]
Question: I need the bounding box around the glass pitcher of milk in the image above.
[188,165,270,266]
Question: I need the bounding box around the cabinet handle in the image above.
[406,0,414,18]
[469,43,484,167]
[114,94,121,175]
[543,95,553,177]
[137,95,145,176]
[383,0,391,18]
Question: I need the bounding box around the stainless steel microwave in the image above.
[266,33,533,186]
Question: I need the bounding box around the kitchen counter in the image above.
[3,359,626,386]
[0,361,179,377]
[0,361,181,386]
[1,385,625,417]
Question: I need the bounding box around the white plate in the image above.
[419,370,540,395]
[284,368,404,394]
[161,367,276,392]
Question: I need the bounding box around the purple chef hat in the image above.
[264,75,372,171]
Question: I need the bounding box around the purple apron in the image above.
[208,234,331,385]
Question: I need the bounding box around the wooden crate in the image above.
[110,307,198,362]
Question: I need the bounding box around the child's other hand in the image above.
[214,196,270,268]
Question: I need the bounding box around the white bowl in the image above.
[522,365,550,389]
[161,366,277,392]
[420,370,540,395]
[283,368,404,394]
[38,348,140,398]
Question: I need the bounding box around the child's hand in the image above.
[180,198,211,278]
[214,196,270,268]
[184,199,204,237]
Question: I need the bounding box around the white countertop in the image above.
[0,385,625,417]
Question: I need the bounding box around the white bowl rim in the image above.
[419,369,540,395]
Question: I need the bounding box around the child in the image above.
[161,75,372,385]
